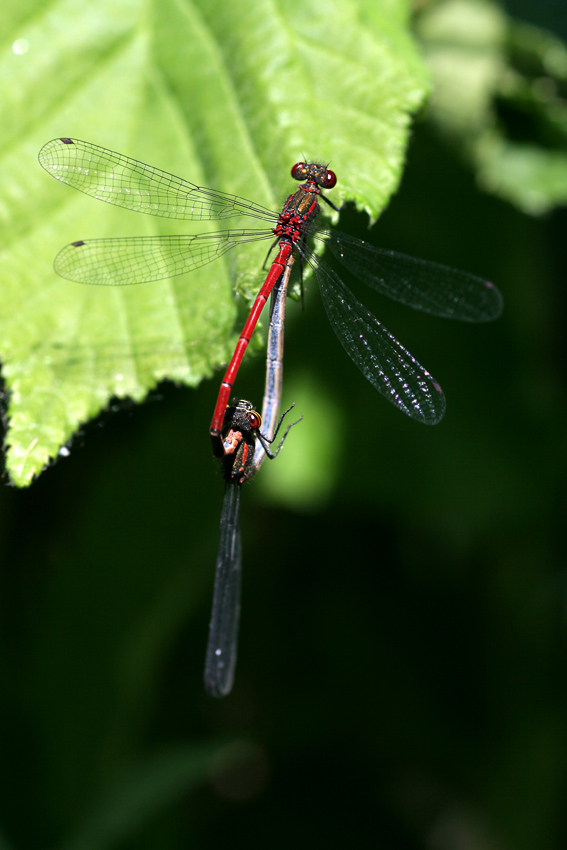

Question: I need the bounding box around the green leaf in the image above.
[58,742,229,850]
[1,0,429,486]
[417,0,567,214]
[256,373,344,511]
[0,829,15,850]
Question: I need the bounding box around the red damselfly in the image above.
[39,138,503,442]
[205,399,300,697]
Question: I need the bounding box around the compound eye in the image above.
[325,169,337,189]
[247,411,261,430]
[291,162,307,180]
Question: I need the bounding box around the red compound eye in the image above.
[247,412,261,430]
[291,162,307,180]
[324,169,337,189]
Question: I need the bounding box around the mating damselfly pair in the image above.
[40,138,502,695]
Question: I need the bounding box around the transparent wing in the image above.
[308,251,446,425]
[204,483,242,698]
[39,137,278,224]
[54,230,271,284]
[317,230,503,322]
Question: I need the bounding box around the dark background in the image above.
[1,3,566,847]
[504,0,566,37]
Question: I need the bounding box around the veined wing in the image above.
[318,230,503,322]
[39,138,278,224]
[308,250,446,425]
[54,230,272,285]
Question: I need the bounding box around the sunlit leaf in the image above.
[0,0,428,486]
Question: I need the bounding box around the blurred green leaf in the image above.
[0,0,428,487]
[417,0,567,214]
[58,743,225,850]
[256,373,344,510]
[0,830,14,850]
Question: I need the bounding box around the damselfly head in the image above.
[224,399,262,437]
[291,162,337,190]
